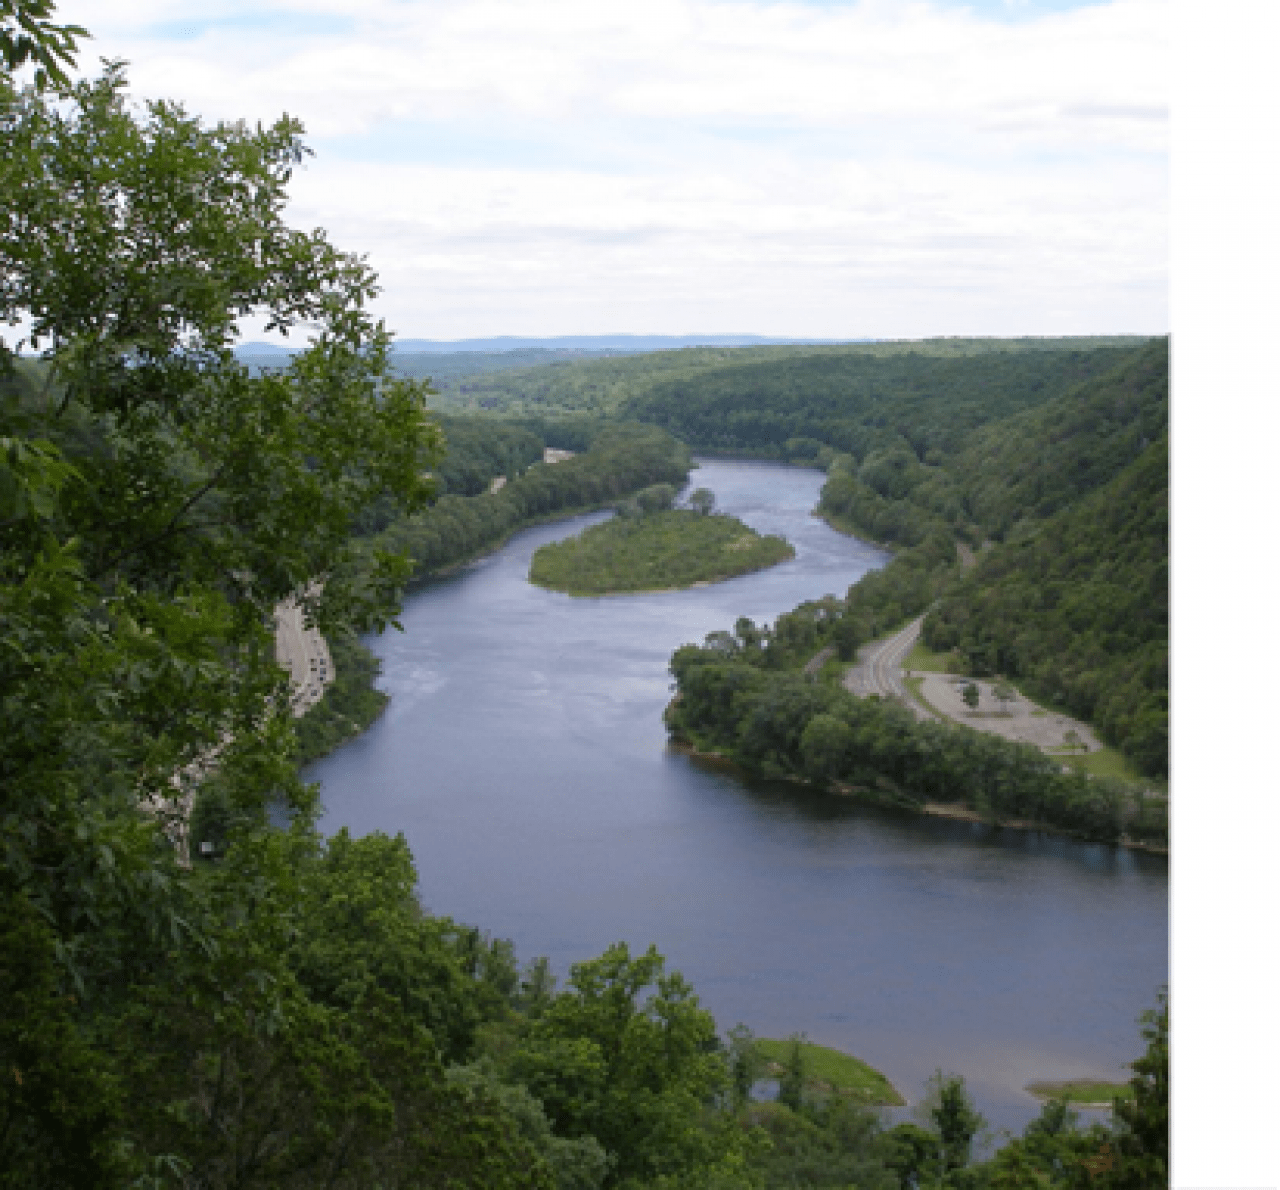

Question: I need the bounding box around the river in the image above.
[308,457,1168,1142]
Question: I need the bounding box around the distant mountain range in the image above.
[235,334,864,357]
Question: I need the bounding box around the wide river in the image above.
[310,458,1168,1141]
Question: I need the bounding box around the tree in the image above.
[777,1034,807,1112]
[962,682,980,710]
[978,995,1166,1189]
[509,943,745,1186]
[0,0,86,90]
[634,481,677,514]
[1104,993,1167,1188]
[918,1071,985,1173]
[0,20,467,1179]
[800,713,856,784]
[688,487,716,515]
[883,1122,941,1189]
[726,1024,764,1111]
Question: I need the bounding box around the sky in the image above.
[56,0,1168,341]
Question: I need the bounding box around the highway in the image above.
[842,614,935,720]
[273,595,335,717]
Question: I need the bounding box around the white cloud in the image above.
[57,0,1168,337]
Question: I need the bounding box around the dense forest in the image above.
[421,336,1149,420]
[365,423,690,581]
[924,437,1169,777]
[661,339,1169,782]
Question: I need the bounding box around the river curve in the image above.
[308,458,1168,1140]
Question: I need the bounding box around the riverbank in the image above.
[405,498,622,587]
[754,1037,905,1106]
[294,637,390,765]
[299,501,645,765]
[307,456,1168,1145]
[666,736,1167,855]
[1025,1079,1133,1108]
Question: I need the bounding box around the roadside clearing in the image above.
[845,617,1103,754]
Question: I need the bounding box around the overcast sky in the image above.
[59,0,1168,341]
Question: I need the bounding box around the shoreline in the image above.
[404,498,626,588]
[667,738,1167,856]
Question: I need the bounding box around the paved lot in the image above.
[913,672,1101,752]
[845,616,1101,753]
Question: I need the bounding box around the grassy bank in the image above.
[1026,1080,1134,1107]
[755,1038,904,1106]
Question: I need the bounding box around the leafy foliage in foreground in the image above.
[0,29,738,1185]
[530,507,793,595]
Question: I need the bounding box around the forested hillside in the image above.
[619,345,1139,461]
[925,436,1169,776]
[367,423,690,580]
[429,336,1148,418]
[668,340,1169,783]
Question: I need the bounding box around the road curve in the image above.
[842,615,935,720]
[274,596,335,717]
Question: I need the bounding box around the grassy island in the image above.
[1026,1079,1135,1107]
[530,505,794,595]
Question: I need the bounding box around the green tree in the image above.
[727,1024,765,1111]
[0,17,539,1181]
[777,1034,807,1112]
[962,683,980,710]
[688,487,716,515]
[918,1071,985,1174]
[634,481,677,513]
[1104,994,1167,1189]
[0,0,86,90]
[510,943,745,1187]
[800,713,856,784]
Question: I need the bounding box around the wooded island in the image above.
[529,486,793,595]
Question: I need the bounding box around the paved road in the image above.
[842,615,935,720]
[274,595,335,717]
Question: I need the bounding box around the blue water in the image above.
[308,458,1168,1142]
